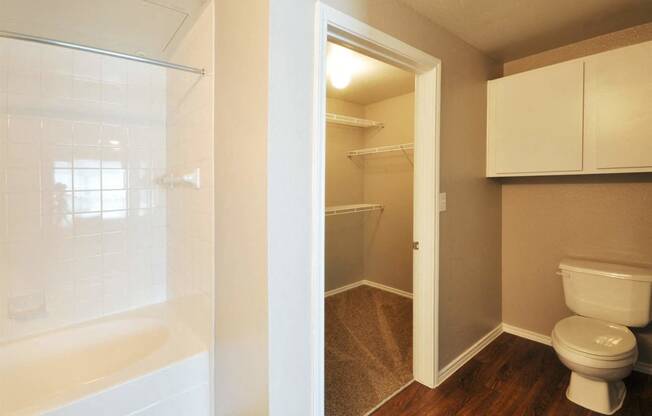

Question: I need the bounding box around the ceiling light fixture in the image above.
[327,44,360,90]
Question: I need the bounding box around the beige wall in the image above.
[325,98,366,291]
[503,22,652,76]
[501,24,652,364]
[363,93,414,293]
[214,0,269,413]
[214,0,503,409]
[322,0,502,369]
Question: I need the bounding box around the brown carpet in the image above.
[325,285,413,416]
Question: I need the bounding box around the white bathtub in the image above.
[0,299,211,416]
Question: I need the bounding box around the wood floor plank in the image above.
[372,334,652,416]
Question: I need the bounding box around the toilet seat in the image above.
[552,316,637,368]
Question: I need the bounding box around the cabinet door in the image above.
[585,41,652,170]
[487,61,584,176]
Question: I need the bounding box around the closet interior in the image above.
[324,42,416,416]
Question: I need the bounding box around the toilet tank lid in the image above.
[559,258,652,282]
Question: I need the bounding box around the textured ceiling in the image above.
[0,0,207,59]
[398,0,652,61]
[326,42,414,105]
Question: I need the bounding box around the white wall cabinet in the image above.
[487,40,652,177]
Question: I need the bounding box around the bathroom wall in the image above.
[212,0,499,409]
[166,1,214,305]
[0,37,167,342]
[325,98,365,292]
[363,92,414,293]
[322,0,502,369]
[500,24,652,364]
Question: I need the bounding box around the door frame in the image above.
[311,4,442,414]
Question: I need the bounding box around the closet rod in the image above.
[0,30,205,75]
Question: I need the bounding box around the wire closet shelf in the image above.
[325,204,384,217]
[326,112,384,128]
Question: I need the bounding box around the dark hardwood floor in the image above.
[372,333,652,416]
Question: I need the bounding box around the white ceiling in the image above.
[0,0,207,60]
[326,42,414,105]
[398,0,652,61]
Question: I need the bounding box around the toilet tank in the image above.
[559,258,652,327]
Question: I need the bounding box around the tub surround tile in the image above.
[0,36,168,342]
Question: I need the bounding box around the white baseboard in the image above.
[502,323,552,346]
[437,324,503,385]
[325,279,413,299]
[361,280,413,299]
[324,281,366,297]
[502,322,652,376]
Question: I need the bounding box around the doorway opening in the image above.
[324,41,416,415]
[312,5,442,416]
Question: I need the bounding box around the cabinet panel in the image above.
[487,61,584,176]
[585,42,652,170]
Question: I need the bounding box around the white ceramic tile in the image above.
[73,190,101,213]
[42,168,73,191]
[73,168,101,190]
[42,215,74,240]
[73,257,103,283]
[8,115,42,143]
[0,38,173,342]
[101,57,127,85]
[6,192,41,218]
[42,118,73,145]
[74,212,103,236]
[73,51,101,80]
[128,147,151,169]
[74,235,102,259]
[129,189,150,210]
[73,146,101,168]
[102,190,127,211]
[127,61,150,86]
[101,146,127,169]
[73,78,101,102]
[128,168,151,188]
[41,73,73,99]
[0,38,7,70]
[102,231,125,254]
[0,70,7,94]
[73,121,102,146]
[101,124,128,147]
[42,191,74,215]
[6,167,40,192]
[102,210,127,232]
[42,145,73,169]
[102,251,128,276]
[8,41,41,73]
[7,214,41,242]
[7,141,39,166]
[101,82,126,105]
[7,71,40,95]
[41,46,73,75]
[102,168,126,190]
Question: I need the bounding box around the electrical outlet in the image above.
[439,192,447,212]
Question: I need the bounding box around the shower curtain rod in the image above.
[0,30,205,75]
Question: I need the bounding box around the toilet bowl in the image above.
[554,259,652,415]
[552,316,637,415]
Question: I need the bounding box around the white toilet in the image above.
[552,259,652,415]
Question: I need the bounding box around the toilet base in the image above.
[566,371,626,415]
